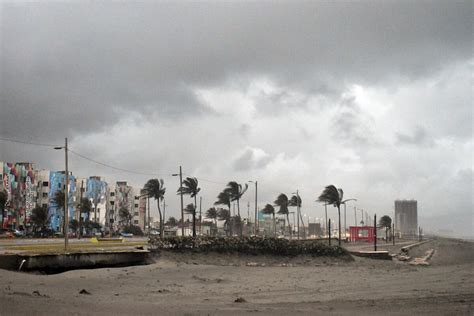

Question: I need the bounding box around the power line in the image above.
[183,173,227,185]
[0,136,59,148]
[68,149,172,177]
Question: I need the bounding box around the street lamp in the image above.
[248,180,258,236]
[172,166,184,236]
[54,137,68,252]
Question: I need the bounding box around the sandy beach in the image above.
[0,237,472,315]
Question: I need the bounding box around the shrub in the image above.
[148,236,348,257]
[122,225,144,236]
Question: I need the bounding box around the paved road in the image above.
[0,237,148,254]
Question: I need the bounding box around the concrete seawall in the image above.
[0,250,151,273]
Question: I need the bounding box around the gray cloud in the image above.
[233,148,273,171]
[396,126,434,147]
[1,1,471,139]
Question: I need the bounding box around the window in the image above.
[134,220,139,224]
[42,204,48,208]
[134,212,139,216]
[110,192,115,197]
[42,181,48,187]
[42,192,48,198]
[110,219,114,223]
[134,196,139,200]
[110,201,114,205]
[134,204,139,208]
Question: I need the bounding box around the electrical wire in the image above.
[0,136,60,148]
[68,149,172,177]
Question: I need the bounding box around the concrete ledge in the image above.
[0,249,151,272]
[349,250,392,260]
[401,240,430,253]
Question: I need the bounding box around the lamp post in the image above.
[248,180,258,236]
[54,137,69,252]
[172,166,184,236]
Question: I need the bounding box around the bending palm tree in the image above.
[217,208,231,236]
[224,181,248,237]
[261,204,276,237]
[317,185,353,246]
[177,177,200,237]
[144,179,166,239]
[205,207,219,236]
[184,203,196,236]
[289,194,305,238]
[379,215,392,242]
[275,193,291,239]
[215,191,232,236]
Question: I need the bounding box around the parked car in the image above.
[120,232,133,238]
[0,229,13,239]
[12,229,25,237]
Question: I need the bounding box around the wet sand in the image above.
[0,238,472,315]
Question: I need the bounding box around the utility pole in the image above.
[254,181,258,236]
[172,166,185,236]
[79,179,84,239]
[296,189,300,240]
[324,203,328,236]
[354,206,357,227]
[328,219,331,246]
[55,138,70,251]
[163,198,166,228]
[344,203,347,238]
[147,197,150,232]
[374,214,377,251]
[199,196,202,236]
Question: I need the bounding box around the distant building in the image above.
[395,200,418,238]
[48,171,76,232]
[308,223,323,236]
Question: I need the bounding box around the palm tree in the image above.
[184,203,196,236]
[144,179,166,240]
[215,191,232,236]
[317,185,353,246]
[205,207,219,236]
[166,216,178,226]
[224,181,248,236]
[79,198,92,237]
[261,204,276,237]
[379,215,392,242]
[119,207,132,226]
[53,190,67,233]
[217,208,231,236]
[30,205,50,232]
[0,190,7,229]
[274,193,291,239]
[177,177,200,237]
[289,194,305,238]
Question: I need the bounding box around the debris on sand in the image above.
[234,297,247,303]
[79,289,91,295]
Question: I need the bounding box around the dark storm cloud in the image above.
[1,1,471,139]
[233,148,272,171]
[396,126,434,147]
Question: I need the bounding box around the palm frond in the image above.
[261,204,275,215]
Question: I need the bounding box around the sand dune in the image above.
[0,238,472,315]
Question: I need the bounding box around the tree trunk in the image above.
[273,213,276,238]
[193,196,197,238]
[385,227,388,243]
[338,206,342,246]
[157,200,163,240]
[237,199,242,237]
[286,214,292,239]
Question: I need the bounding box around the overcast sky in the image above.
[0,1,472,237]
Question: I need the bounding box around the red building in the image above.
[349,226,375,242]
